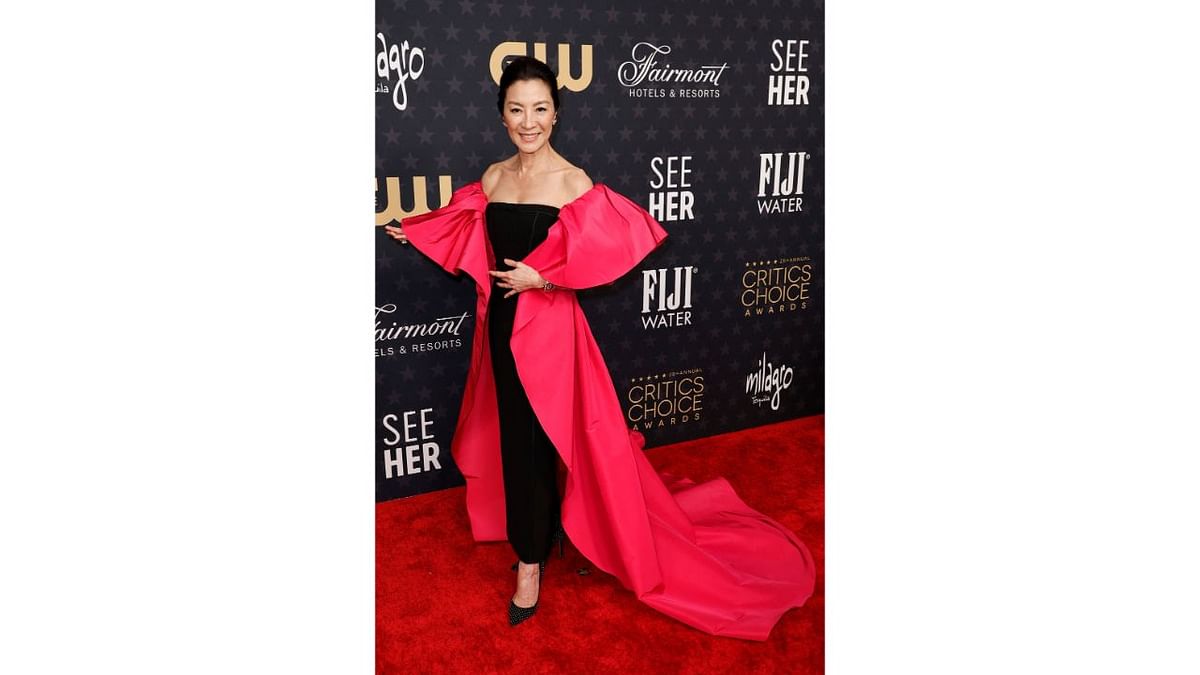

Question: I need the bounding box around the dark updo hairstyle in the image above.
[496,56,560,118]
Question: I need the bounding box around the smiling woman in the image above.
[385,55,815,640]
[502,79,556,151]
[497,55,559,152]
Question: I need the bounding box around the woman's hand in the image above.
[489,258,547,299]
[383,224,408,244]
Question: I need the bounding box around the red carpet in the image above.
[376,414,824,673]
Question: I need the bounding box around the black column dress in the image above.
[484,201,562,564]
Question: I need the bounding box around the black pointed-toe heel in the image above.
[508,560,545,626]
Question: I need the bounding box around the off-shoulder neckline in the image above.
[472,180,603,212]
[487,201,560,211]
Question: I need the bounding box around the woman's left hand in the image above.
[489,258,546,299]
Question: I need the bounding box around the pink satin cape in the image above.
[400,180,815,640]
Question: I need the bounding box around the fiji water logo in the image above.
[756,150,808,214]
[641,266,695,329]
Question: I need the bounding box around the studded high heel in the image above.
[507,560,545,626]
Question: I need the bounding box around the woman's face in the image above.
[502,78,556,153]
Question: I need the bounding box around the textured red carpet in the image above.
[376,414,824,674]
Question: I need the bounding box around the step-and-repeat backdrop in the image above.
[376,0,823,502]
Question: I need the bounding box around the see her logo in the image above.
[767,39,810,105]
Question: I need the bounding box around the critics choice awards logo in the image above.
[375,32,425,111]
[618,42,729,99]
[641,266,696,329]
[380,408,443,479]
[767,39,811,106]
[741,257,812,316]
[757,150,808,214]
[375,176,453,226]
[745,351,793,411]
[375,304,468,357]
[625,368,705,430]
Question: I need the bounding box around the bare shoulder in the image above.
[563,166,594,202]
[480,161,506,197]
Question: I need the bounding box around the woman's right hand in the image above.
[383,224,408,245]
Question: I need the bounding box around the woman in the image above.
[385,56,815,640]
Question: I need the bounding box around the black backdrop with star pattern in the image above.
[376,0,823,502]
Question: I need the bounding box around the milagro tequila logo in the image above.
[767,39,811,106]
[626,368,705,430]
[375,304,469,357]
[648,155,695,223]
[376,33,425,111]
[380,407,443,479]
[757,151,808,214]
[618,42,729,99]
[641,266,696,329]
[745,351,793,411]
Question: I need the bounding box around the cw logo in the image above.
[375,176,453,226]
[489,42,594,91]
